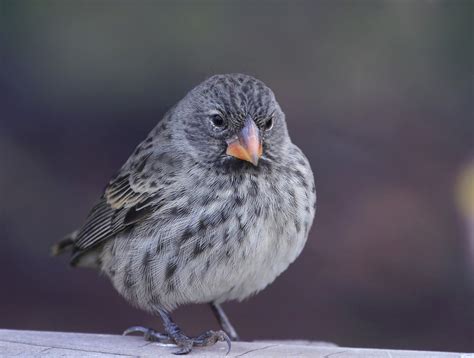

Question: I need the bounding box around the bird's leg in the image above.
[210,302,240,341]
[157,309,193,354]
[123,326,172,344]
[158,308,231,355]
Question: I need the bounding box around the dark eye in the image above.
[210,114,225,128]
[264,116,274,130]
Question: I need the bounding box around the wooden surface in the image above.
[0,329,470,357]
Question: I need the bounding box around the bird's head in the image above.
[169,74,289,171]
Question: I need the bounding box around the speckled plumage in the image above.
[54,74,316,354]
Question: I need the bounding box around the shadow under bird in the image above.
[52,73,316,355]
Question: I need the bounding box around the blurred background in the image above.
[1,0,473,353]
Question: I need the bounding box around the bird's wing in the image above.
[72,150,168,257]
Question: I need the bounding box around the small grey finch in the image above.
[52,74,316,355]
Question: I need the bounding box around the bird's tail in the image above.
[51,230,78,256]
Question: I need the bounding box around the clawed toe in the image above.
[193,330,231,354]
[173,341,193,355]
[171,330,231,355]
[123,326,171,343]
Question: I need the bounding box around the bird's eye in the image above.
[210,114,226,129]
[264,116,274,130]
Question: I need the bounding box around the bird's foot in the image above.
[173,329,231,355]
[123,325,231,355]
[123,326,172,344]
[192,330,231,351]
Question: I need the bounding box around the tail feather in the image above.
[51,230,78,256]
[52,230,101,269]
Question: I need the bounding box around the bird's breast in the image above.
[101,158,316,311]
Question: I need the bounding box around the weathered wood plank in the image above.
[0,329,469,357]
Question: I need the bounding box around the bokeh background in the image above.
[1,0,473,353]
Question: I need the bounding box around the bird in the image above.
[52,73,316,355]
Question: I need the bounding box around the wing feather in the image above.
[71,152,164,257]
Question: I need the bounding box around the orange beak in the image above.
[226,117,263,166]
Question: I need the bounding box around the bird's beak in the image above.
[226,117,262,166]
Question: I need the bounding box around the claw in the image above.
[173,341,192,355]
[173,348,192,355]
[173,351,184,355]
[123,326,148,336]
[222,332,232,355]
[123,326,170,343]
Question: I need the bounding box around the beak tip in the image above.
[225,118,262,166]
